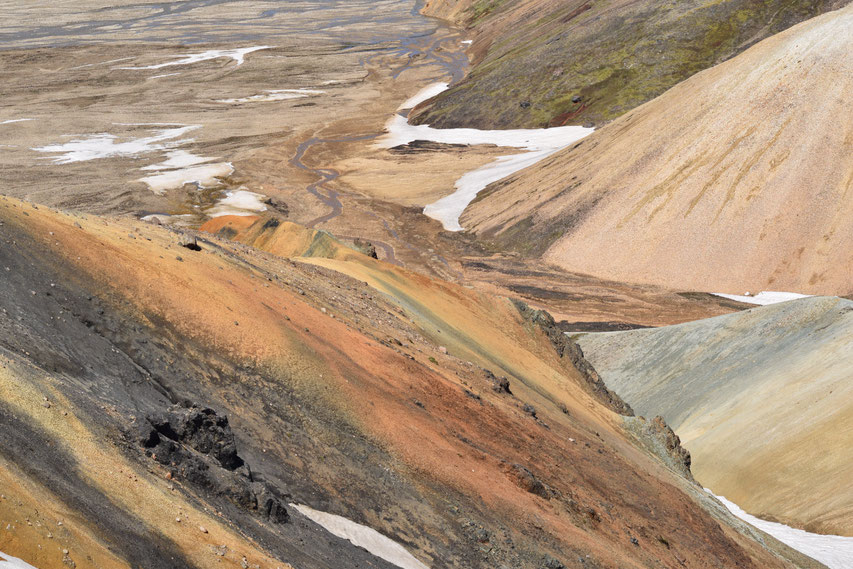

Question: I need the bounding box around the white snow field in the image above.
[206,189,268,217]
[291,504,429,569]
[33,127,236,195]
[0,551,39,569]
[139,163,234,195]
[141,149,215,171]
[118,47,272,70]
[138,149,234,194]
[712,492,853,569]
[33,125,199,164]
[397,82,450,110]
[712,291,813,305]
[218,89,325,104]
[378,82,593,231]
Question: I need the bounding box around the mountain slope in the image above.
[460,4,853,295]
[577,296,853,537]
[416,0,847,128]
[0,198,821,569]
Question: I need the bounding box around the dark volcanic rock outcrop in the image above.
[625,415,694,482]
[513,299,634,416]
[503,462,554,500]
[137,403,290,524]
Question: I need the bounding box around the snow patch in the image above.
[0,551,39,569]
[68,56,134,70]
[461,40,473,45]
[291,504,429,569]
[142,149,215,171]
[423,148,562,231]
[397,82,449,110]
[379,82,593,230]
[711,492,853,569]
[1,119,34,125]
[149,72,181,79]
[119,46,272,70]
[33,125,199,164]
[206,189,267,217]
[139,162,234,195]
[35,125,238,195]
[217,89,325,104]
[711,291,813,305]
[141,213,194,225]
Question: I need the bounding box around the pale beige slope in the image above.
[462,5,853,295]
[577,296,853,536]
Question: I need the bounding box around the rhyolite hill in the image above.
[0,199,823,569]
[458,4,853,296]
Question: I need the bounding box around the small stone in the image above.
[179,234,201,251]
[438,346,447,354]
[176,256,183,262]
[571,95,582,103]
[199,526,208,534]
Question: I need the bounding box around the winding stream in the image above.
[290,133,405,265]
[288,27,468,266]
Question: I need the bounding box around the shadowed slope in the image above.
[461,5,853,295]
[578,297,853,536]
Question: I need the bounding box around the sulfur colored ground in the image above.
[0,197,820,568]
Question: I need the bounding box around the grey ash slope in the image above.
[577,296,853,536]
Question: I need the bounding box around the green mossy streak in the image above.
[415,0,847,129]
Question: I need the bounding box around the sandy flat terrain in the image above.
[0,0,753,329]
